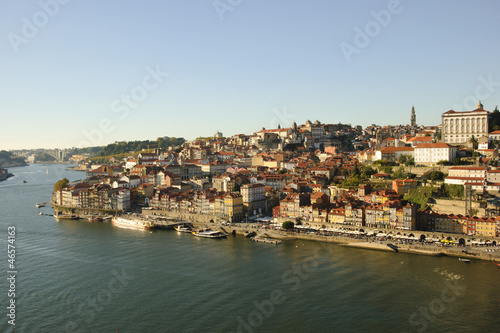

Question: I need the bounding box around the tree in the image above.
[443,184,464,199]
[404,156,415,166]
[489,107,500,132]
[468,208,479,217]
[282,221,295,231]
[424,170,445,182]
[54,178,69,191]
[341,169,349,178]
[351,165,360,177]
[392,166,406,179]
[398,154,409,165]
[361,166,376,178]
[469,135,478,150]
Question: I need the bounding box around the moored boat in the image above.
[175,225,192,233]
[88,216,103,222]
[459,258,471,263]
[192,229,227,238]
[55,214,80,220]
[111,216,153,230]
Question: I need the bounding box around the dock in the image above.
[252,234,281,245]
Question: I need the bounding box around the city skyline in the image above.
[1,0,500,150]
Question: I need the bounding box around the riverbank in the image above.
[0,168,14,181]
[182,220,500,262]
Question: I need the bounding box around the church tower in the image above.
[410,106,416,127]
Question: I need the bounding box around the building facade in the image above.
[442,102,490,145]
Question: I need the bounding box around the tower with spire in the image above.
[410,106,416,127]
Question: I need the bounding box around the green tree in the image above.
[443,184,464,199]
[392,166,406,179]
[282,221,295,230]
[489,107,500,132]
[469,135,478,150]
[404,156,415,166]
[351,165,360,177]
[361,166,376,178]
[424,171,445,182]
[54,178,69,191]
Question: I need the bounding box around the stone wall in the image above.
[432,198,485,216]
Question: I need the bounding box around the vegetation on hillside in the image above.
[489,107,500,132]
[97,138,185,157]
[34,152,57,162]
[0,150,27,167]
[442,184,464,199]
[54,178,69,191]
[403,187,434,210]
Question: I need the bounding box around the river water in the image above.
[1,164,499,332]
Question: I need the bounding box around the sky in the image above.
[1,0,500,150]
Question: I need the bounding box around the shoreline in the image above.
[186,221,500,262]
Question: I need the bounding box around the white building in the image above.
[240,183,267,214]
[374,147,414,162]
[414,143,456,166]
[442,102,490,145]
[489,130,500,142]
[444,167,487,185]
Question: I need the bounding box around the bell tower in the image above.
[410,106,416,127]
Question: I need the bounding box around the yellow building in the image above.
[328,208,345,224]
[224,193,243,222]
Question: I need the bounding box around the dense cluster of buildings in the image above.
[52,104,500,237]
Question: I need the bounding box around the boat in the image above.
[36,202,47,208]
[111,217,153,230]
[88,217,103,222]
[459,258,471,263]
[175,225,192,233]
[23,180,27,183]
[192,229,227,238]
[55,214,80,220]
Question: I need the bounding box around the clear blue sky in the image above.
[1,0,500,150]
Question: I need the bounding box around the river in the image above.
[1,164,499,332]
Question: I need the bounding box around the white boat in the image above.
[458,258,471,263]
[111,217,153,230]
[175,225,192,233]
[192,230,227,238]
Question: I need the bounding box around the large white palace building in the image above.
[442,102,490,145]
